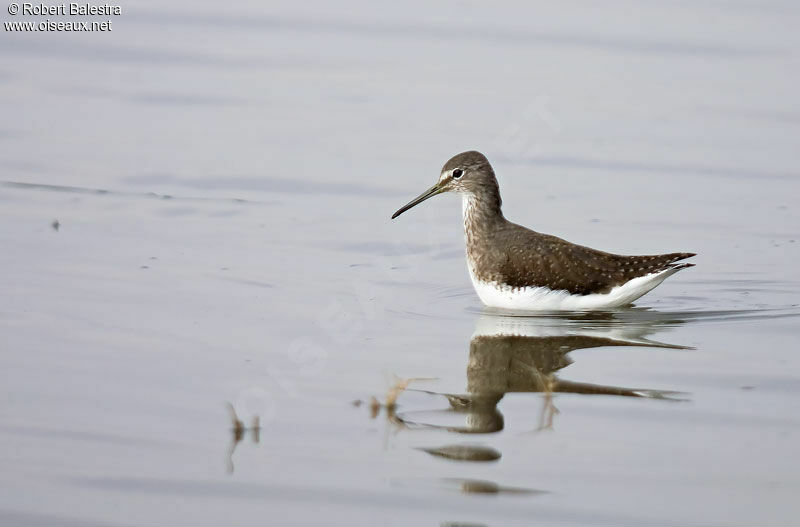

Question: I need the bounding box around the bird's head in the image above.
[391,150,497,219]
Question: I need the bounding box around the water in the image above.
[2,2,800,526]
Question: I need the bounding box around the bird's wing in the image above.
[496,227,694,295]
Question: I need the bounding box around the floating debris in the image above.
[442,478,545,496]
[225,402,261,474]
[251,415,260,443]
[227,402,245,443]
[356,376,438,420]
[390,477,547,498]
[368,396,381,419]
[51,219,60,231]
[385,375,437,411]
[418,444,501,462]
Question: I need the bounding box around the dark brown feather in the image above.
[468,220,695,295]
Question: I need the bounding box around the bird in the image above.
[391,151,695,311]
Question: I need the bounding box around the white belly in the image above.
[467,263,679,311]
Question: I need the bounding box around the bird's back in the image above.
[468,220,695,296]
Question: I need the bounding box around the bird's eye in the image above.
[452,169,463,179]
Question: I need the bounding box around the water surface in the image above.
[2,2,799,526]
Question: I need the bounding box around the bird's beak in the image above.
[391,183,444,219]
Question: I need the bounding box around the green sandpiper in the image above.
[391,151,695,310]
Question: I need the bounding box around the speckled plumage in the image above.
[392,150,696,310]
[463,194,694,295]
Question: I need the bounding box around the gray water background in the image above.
[1,2,799,526]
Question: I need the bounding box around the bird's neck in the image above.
[462,187,504,257]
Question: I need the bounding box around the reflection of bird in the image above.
[468,312,687,396]
[392,151,695,310]
[397,312,686,434]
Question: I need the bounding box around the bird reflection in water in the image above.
[395,310,689,434]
